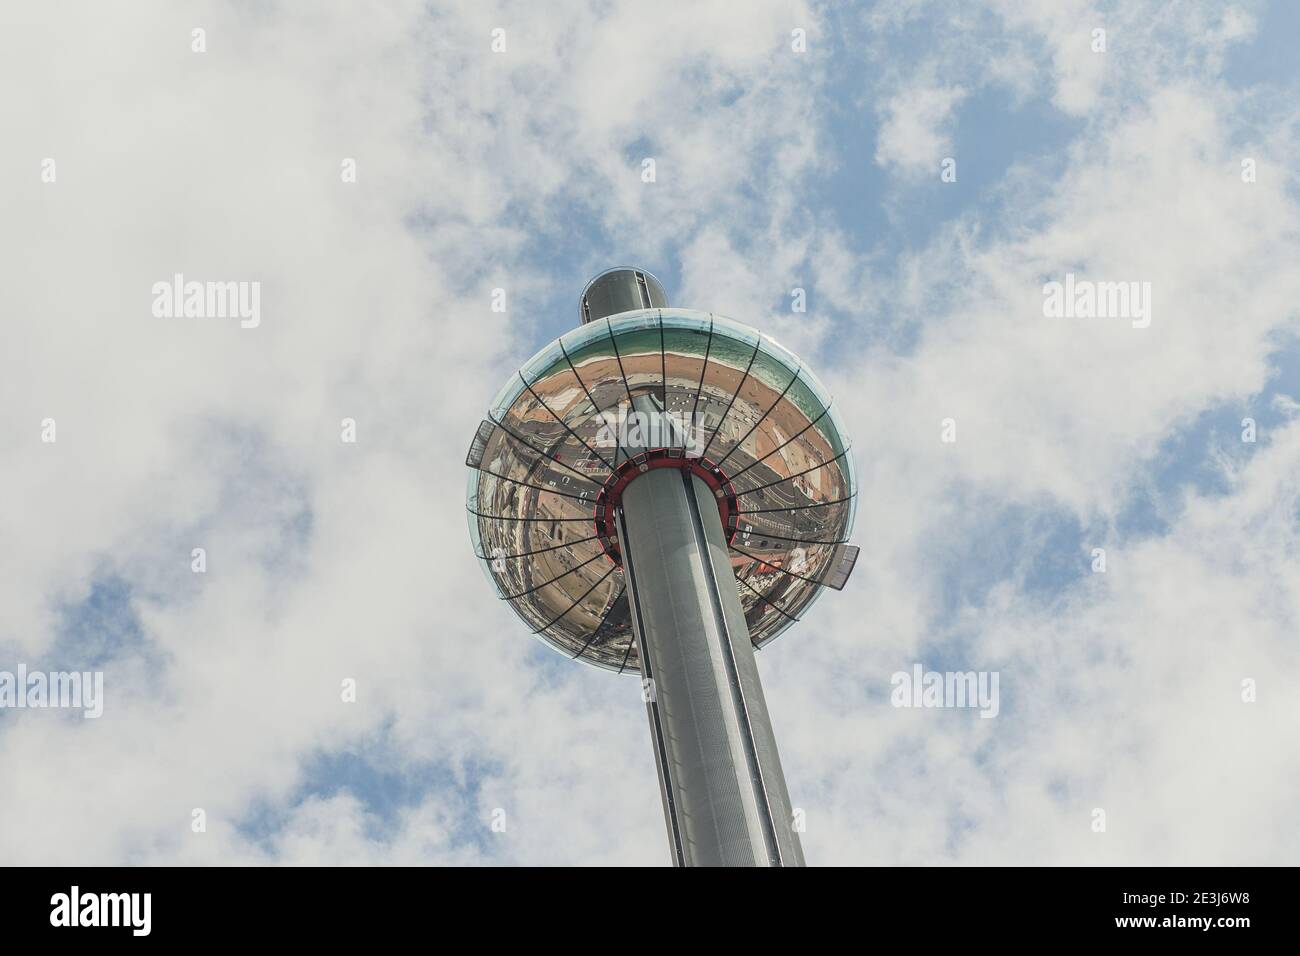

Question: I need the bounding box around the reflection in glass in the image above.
[467,307,857,673]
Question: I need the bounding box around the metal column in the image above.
[617,467,805,867]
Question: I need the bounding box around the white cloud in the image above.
[784,408,1300,864]
[874,82,967,175]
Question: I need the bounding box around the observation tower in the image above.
[465,268,858,866]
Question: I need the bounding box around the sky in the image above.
[1,0,1298,866]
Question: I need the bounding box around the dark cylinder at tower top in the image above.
[580,268,668,324]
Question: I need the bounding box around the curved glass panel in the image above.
[495,386,612,485]
[608,312,668,410]
[488,371,527,422]
[563,320,631,426]
[692,321,760,460]
[798,355,836,412]
[518,339,570,386]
